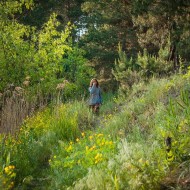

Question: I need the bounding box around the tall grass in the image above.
[0,87,55,134]
[101,75,187,139]
[1,74,190,189]
[0,91,32,134]
[0,99,97,189]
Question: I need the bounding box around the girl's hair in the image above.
[91,78,99,87]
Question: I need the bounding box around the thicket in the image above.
[0,1,94,93]
[0,0,94,133]
[112,41,173,95]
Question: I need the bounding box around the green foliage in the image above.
[0,1,71,91]
[5,0,189,85]
[61,46,95,96]
[112,44,141,94]
[72,140,168,190]
[132,0,190,68]
[50,104,80,141]
[0,0,96,106]
[79,0,140,84]
[1,2,190,188]
[137,47,172,77]
[0,134,16,190]
[80,0,190,81]
[113,40,174,96]
[154,90,190,163]
[0,100,95,188]
[70,75,190,190]
[49,132,116,189]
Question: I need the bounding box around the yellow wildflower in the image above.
[145,160,149,165]
[97,133,103,138]
[66,145,72,152]
[10,165,15,169]
[89,145,96,151]
[4,166,9,174]
[76,138,80,142]
[95,153,103,164]
[89,136,93,140]
[138,158,143,163]
[4,165,15,174]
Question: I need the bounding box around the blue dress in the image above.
[89,84,102,105]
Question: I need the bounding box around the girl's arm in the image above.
[89,83,96,94]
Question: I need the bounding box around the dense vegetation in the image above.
[0,0,190,189]
[1,74,190,189]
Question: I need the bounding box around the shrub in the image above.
[49,132,117,189]
[71,139,168,190]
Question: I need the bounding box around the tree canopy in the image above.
[0,0,190,92]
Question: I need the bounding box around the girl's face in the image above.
[92,80,97,85]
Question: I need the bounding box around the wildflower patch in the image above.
[49,132,117,188]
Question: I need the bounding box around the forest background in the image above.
[1,0,190,94]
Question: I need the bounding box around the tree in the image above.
[79,0,140,85]
[61,45,95,95]
[132,0,190,70]
[0,0,71,91]
[17,0,85,43]
[112,44,141,94]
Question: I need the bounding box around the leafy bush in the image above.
[71,139,168,190]
[113,41,173,96]
[61,46,95,97]
[0,0,71,91]
[0,1,95,104]
[49,132,117,189]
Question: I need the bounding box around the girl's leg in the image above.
[89,104,100,114]
[94,104,100,113]
[89,105,95,112]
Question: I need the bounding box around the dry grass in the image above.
[161,163,190,190]
[0,87,53,134]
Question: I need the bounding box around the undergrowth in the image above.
[1,74,190,189]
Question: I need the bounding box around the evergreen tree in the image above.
[112,44,141,94]
[79,0,140,85]
[132,0,190,70]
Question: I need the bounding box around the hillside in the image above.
[1,73,190,190]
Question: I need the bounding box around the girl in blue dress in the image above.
[89,78,102,113]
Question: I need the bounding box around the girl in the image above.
[89,78,102,113]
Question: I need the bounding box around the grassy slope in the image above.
[1,74,190,190]
[73,74,190,190]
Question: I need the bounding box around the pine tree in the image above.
[112,44,141,94]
